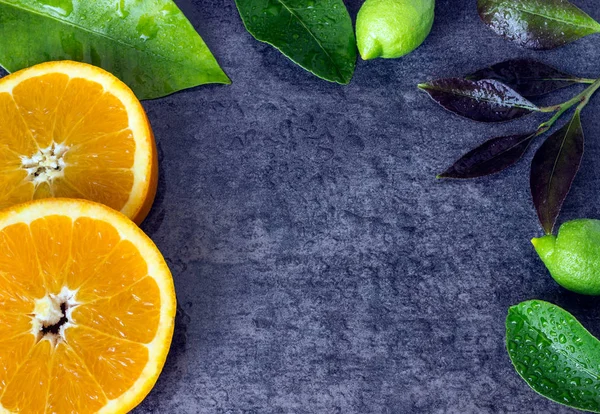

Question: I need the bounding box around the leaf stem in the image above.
[576,77,597,85]
[537,106,573,135]
[537,78,600,135]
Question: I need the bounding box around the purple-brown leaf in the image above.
[531,111,584,235]
[439,133,536,179]
[418,78,539,122]
[467,59,586,97]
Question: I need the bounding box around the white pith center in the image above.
[21,143,70,185]
[31,287,79,346]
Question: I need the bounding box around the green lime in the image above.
[532,219,600,295]
[356,0,435,60]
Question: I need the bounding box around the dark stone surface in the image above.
[135,0,600,413]
[4,0,599,412]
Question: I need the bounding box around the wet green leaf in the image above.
[478,0,600,50]
[467,59,589,97]
[507,300,600,413]
[530,111,584,235]
[234,0,356,84]
[0,0,230,99]
[418,78,539,122]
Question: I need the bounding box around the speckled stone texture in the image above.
[139,0,600,412]
[3,0,600,412]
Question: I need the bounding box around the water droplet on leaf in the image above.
[41,0,73,16]
[136,14,159,41]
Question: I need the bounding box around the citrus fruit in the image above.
[0,61,157,224]
[0,198,176,413]
[532,219,600,295]
[356,0,435,60]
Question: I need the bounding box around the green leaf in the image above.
[478,0,600,50]
[0,0,230,99]
[234,0,356,84]
[506,300,600,413]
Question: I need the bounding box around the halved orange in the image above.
[0,198,176,413]
[0,61,157,224]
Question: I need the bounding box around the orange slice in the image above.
[0,61,157,224]
[0,198,176,413]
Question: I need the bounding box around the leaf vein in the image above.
[275,0,345,81]
[508,4,600,32]
[0,1,176,63]
[511,311,600,381]
[424,84,538,110]
[545,114,578,219]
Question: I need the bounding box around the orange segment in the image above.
[0,146,21,172]
[76,240,148,303]
[72,277,161,343]
[0,93,37,155]
[0,182,33,211]
[0,335,35,395]
[0,170,27,191]
[66,326,149,400]
[1,339,53,414]
[67,217,121,290]
[65,130,136,169]
[11,73,70,148]
[32,182,53,199]
[0,313,33,339]
[46,343,107,413]
[65,92,129,145]
[0,223,44,299]
[0,61,157,224]
[30,216,73,295]
[0,279,34,314]
[0,170,29,209]
[0,199,176,413]
[53,78,104,144]
[63,167,134,212]
[51,176,87,199]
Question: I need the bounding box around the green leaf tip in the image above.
[234,0,356,84]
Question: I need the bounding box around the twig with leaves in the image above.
[419,59,600,235]
[430,1,600,412]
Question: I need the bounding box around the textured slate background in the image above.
[132,0,600,412]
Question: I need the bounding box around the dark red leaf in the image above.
[467,59,585,97]
[418,78,539,123]
[439,133,536,179]
[530,111,584,234]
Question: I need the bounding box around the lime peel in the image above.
[356,0,435,60]
[533,219,600,295]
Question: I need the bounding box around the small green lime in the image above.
[356,0,435,60]
[532,219,600,295]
